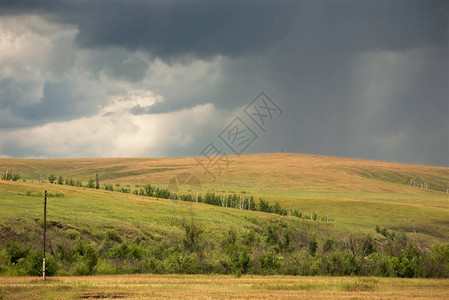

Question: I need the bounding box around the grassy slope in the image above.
[0,180,331,253]
[0,153,448,245]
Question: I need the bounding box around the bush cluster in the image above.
[2,170,20,181]
[1,224,448,278]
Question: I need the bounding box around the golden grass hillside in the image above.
[1,153,448,192]
[1,153,448,243]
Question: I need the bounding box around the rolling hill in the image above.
[1,153,448,241]
[0,153,448,277]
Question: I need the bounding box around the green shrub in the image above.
[361,234,376,256]
[27,250,58,276]
[322,249,345,275]
[143,257,165,274]
[109,243,129,259]
[6,242,29,264]
[104,184,114,191]
[396,243,421,278]
[72,241,97,275]
[73,261,90,275]
[182,223,203,252]
[265,225,278,246]
[343,253,361,275]
[65,229,80,240]
[282,250,317,275]
[105,229,122,243]
[361,252,396,277]
[258,199,272,213]
[83,245,98,274]
[2,171,20,181]
[323,239,336,253]
[309,236,318,256]
[421,244,449,278]
[252,250,279,275]
[163,253,200,274]
[87,178,95,189]
[48,174,56,183]
[95,259,115,275]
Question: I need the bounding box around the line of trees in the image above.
[1,167,335,226]
[45,173,328,222]
[176,192,292,217]
[48,174,83,187]
[1,222,448,278]
[48,174,100,189]
[173,192,331,221]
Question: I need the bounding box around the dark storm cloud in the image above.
[0,0,298,61]
[2,0,446,59]
[0,78,39,108]
[0,81,100,128]
[82,48,149,82]
[0,0,447,165]
[60,0,445,115]
[18,81,90,122]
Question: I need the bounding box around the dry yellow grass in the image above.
[1,275,448,299]
[1,153,447,192]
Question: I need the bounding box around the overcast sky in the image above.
[0,0,447,166]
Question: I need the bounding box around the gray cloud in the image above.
[16,81,94,122]
[2,1,445,57]
[0,0,298,61]
[81,48,149,82]
[0,0,447,166]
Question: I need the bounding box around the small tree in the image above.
[87,178,95,189]
[57,176,64,185]
[291,209,302,218]
[309,236,318,256]
[248,196,256,210]
[2,169,11,180]
[2,170,20,181]
[182,222,203,252]
[273,202,282,214]
[48,174,56,184]
[258,199,272,213]
[273,202,287,215]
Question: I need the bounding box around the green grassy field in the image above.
[0,179,318,244]
[1,153,448,243]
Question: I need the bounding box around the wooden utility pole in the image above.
[43,190,47,280]
[95,171,99,189]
